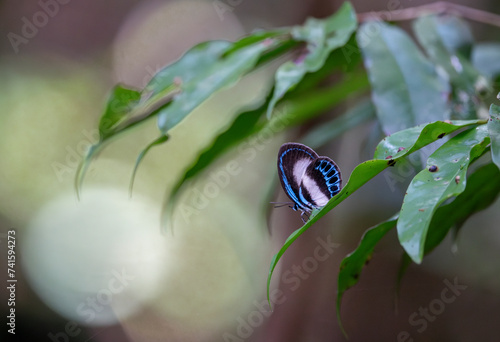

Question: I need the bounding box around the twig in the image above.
[357,1,500,28]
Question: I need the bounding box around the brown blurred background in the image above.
[0,0,500,341]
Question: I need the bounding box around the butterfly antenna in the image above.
[270,201,294,209]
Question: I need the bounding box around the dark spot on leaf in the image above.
[353,273,359,280]
[418,208,425,212]
[365,255,372,265]
[387,159,396,167]
[455,175,460,184]
[428,165,438,172]
[437,133,445,139]
[385,155,393,159]
[397,147,405,152]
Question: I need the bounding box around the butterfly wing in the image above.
[299,156,342,208]
[277,143,318,212]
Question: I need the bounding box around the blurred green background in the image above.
[1,0,500,341]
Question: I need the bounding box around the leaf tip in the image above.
[74,156,88,201]
[266,104,275,120]
[336,298,349,339]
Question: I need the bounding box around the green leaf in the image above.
[338,131,496,332]
[336,214,398,336]
[267,119,484,306]
[222,29,290,57]
[301,99,375,149]
[488,102,500,170]
[472,43,500,79]
[424,162,500,254]
[413,15,487,119]
[374,120,483,160]
[75,84,140,197]
[75,85,142,196]
[75,144,102,199]
[156,38,279,134]
[129,134,169,196]
[266,2,357,118]
[76,33,293,196]
[396,162,500,288]
[146,41,230,97]
[282,70,369,126]
[286,35,363,96]
[397,124,490,263]
[358,21,450,134]
[343,164,500,330]
[415,15,473,56]
[395,252,412,307]
[413,15,477,86]
[98,84,141,140]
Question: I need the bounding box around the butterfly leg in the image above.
[300,211,310,223]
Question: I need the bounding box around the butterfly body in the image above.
[277,143,342,221]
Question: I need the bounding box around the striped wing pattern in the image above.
[277,143,342,216]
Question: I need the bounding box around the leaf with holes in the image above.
[397,124,490,263]
[396,162,500,287]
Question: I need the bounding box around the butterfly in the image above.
[276,142,342,222]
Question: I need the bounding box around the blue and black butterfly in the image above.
[276,142,342,222]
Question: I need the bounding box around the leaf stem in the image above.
[112,85,181,132]
[357,1,500,28]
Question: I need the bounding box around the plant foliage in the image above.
[75,1,500,334]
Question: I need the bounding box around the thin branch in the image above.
[357,1,500,28]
